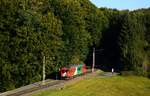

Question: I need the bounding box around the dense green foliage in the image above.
[0,0,150,92]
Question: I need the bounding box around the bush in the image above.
[96,70,104,74]
[134,67,147,76]
[120,71,135,76]
[147,71,150,78]
[121,68,148,77]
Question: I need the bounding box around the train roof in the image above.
[62,64,85,68]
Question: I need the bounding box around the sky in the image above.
[90,0,150,10]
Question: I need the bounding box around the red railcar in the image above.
[60,64,86,78]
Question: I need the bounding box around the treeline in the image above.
[0,0,150,92]
[97,8,150,75]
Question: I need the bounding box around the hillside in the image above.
[33,76,150,96]
[0,0,150,92]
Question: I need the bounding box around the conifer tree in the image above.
[118,13,147,74]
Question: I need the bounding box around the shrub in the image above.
[120,71,135,76]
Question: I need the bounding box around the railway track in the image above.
[1,70,92,96]
[7,80,65,96]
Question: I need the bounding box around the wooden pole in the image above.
[92,47,95,72]
[42,55,46,85]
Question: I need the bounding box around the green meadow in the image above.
[33,76,150,96]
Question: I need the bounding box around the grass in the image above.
[33,76,150,96]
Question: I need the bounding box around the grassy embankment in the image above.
[33,74,150,96]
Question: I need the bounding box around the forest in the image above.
[0,0,150,92]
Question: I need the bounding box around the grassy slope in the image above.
[33,76,150,96]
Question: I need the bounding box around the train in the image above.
[60,64,87,78]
